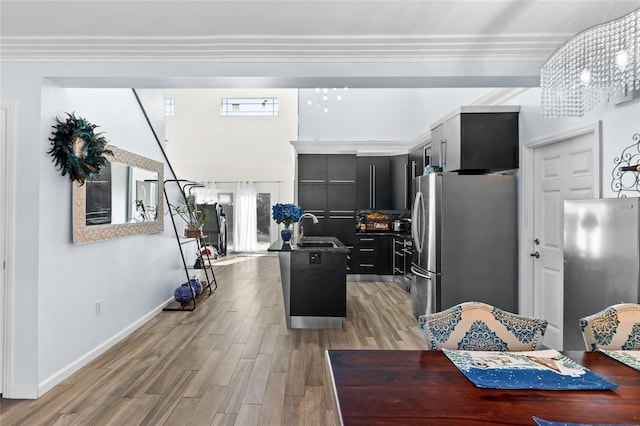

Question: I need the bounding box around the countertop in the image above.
[267,236,350,253]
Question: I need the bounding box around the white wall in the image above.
[165,89,298,203]
[298,88,496,141]
[513,88,640,198]
[1,67,183,397]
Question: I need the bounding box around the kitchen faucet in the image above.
[297,213,319,244]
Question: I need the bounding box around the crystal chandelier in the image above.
[306,87,348,113]
[541,8,640,118]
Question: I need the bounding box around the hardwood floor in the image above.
[0,255,426,425]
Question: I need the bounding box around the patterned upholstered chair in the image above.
[579,303,640,351]
[418,301,548,351]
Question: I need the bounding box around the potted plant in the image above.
[169,194,211,238]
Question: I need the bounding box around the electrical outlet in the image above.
[95,300,102,315]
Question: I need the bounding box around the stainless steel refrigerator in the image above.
[563,198,640,350]
[410,173,517,317]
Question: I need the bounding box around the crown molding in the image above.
[291,139,417,155]
[0,34,558,62]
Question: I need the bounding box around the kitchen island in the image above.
[268,236,350,329]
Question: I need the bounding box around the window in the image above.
[165,98,175,116]
[221,98,279,116]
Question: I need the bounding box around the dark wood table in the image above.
[326,350,640,425]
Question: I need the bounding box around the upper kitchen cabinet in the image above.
[327,155,357,183]
[356,156,390,210]
[297,154,357,244]
[390,154,410,210]
[408,146,424,181]
[298,154,357,182]
[409,142,435,180]
[298,154,328,182]
[430,106,520,173]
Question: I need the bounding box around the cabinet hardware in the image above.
[530,252,540,258]
[300,179,325,183]
[372,164,376,208]
[404,162,408,208]
[440,139,447,169]
[369,165,373,208]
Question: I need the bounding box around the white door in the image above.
[531,129,599,349]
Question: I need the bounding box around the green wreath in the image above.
[48,112,113,185]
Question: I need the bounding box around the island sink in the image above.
[297,241,337,248]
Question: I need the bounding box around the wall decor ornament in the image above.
[611,133,640,197]
[48,112,113,185]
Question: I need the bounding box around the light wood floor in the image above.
[0,255,426,425]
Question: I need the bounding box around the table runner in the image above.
[532,416,638,426]
[443,349,618,390]
[599,349,640,372]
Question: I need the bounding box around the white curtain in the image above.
[233,181,257,252]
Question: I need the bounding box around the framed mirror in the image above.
[73,146,164,244]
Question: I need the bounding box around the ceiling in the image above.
[1,1,639,88]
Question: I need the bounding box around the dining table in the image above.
[326,349,640,426]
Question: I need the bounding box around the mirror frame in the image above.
[73,146,164,244]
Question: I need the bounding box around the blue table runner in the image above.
[443,349,618,390]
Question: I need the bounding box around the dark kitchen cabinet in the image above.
[390,154,410,210]
[356,156,390,210]
[298,154,356,244]
[430,107,519,173]
[299,154,356,183]
[326,183,356,246]
[298,183,326,212]
[327,154,357,182]
[350,234,393,275]
[290,250,347,317]
[327,183,356,212]
[297,182,327,237]
[298,154,327,182]
[409,145,424,181]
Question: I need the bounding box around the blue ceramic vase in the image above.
[189,277,203,295]
[281,225,292,242]
[174,283,195,306]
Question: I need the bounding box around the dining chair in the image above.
[579,303,640,351]
[418,301,548,351]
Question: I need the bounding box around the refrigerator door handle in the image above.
[411,265,435,316]
[411,190,425,254]
[410,265,431,279]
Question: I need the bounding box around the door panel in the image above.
[298,183,326,212]
[532,131,597,350]
[327,184,356,213]
[327,155,356,182]
[298,154,327,182]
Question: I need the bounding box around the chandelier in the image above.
[541,8,640,118]
[306,87,348,113]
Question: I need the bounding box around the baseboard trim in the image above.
[36,297,173,398]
